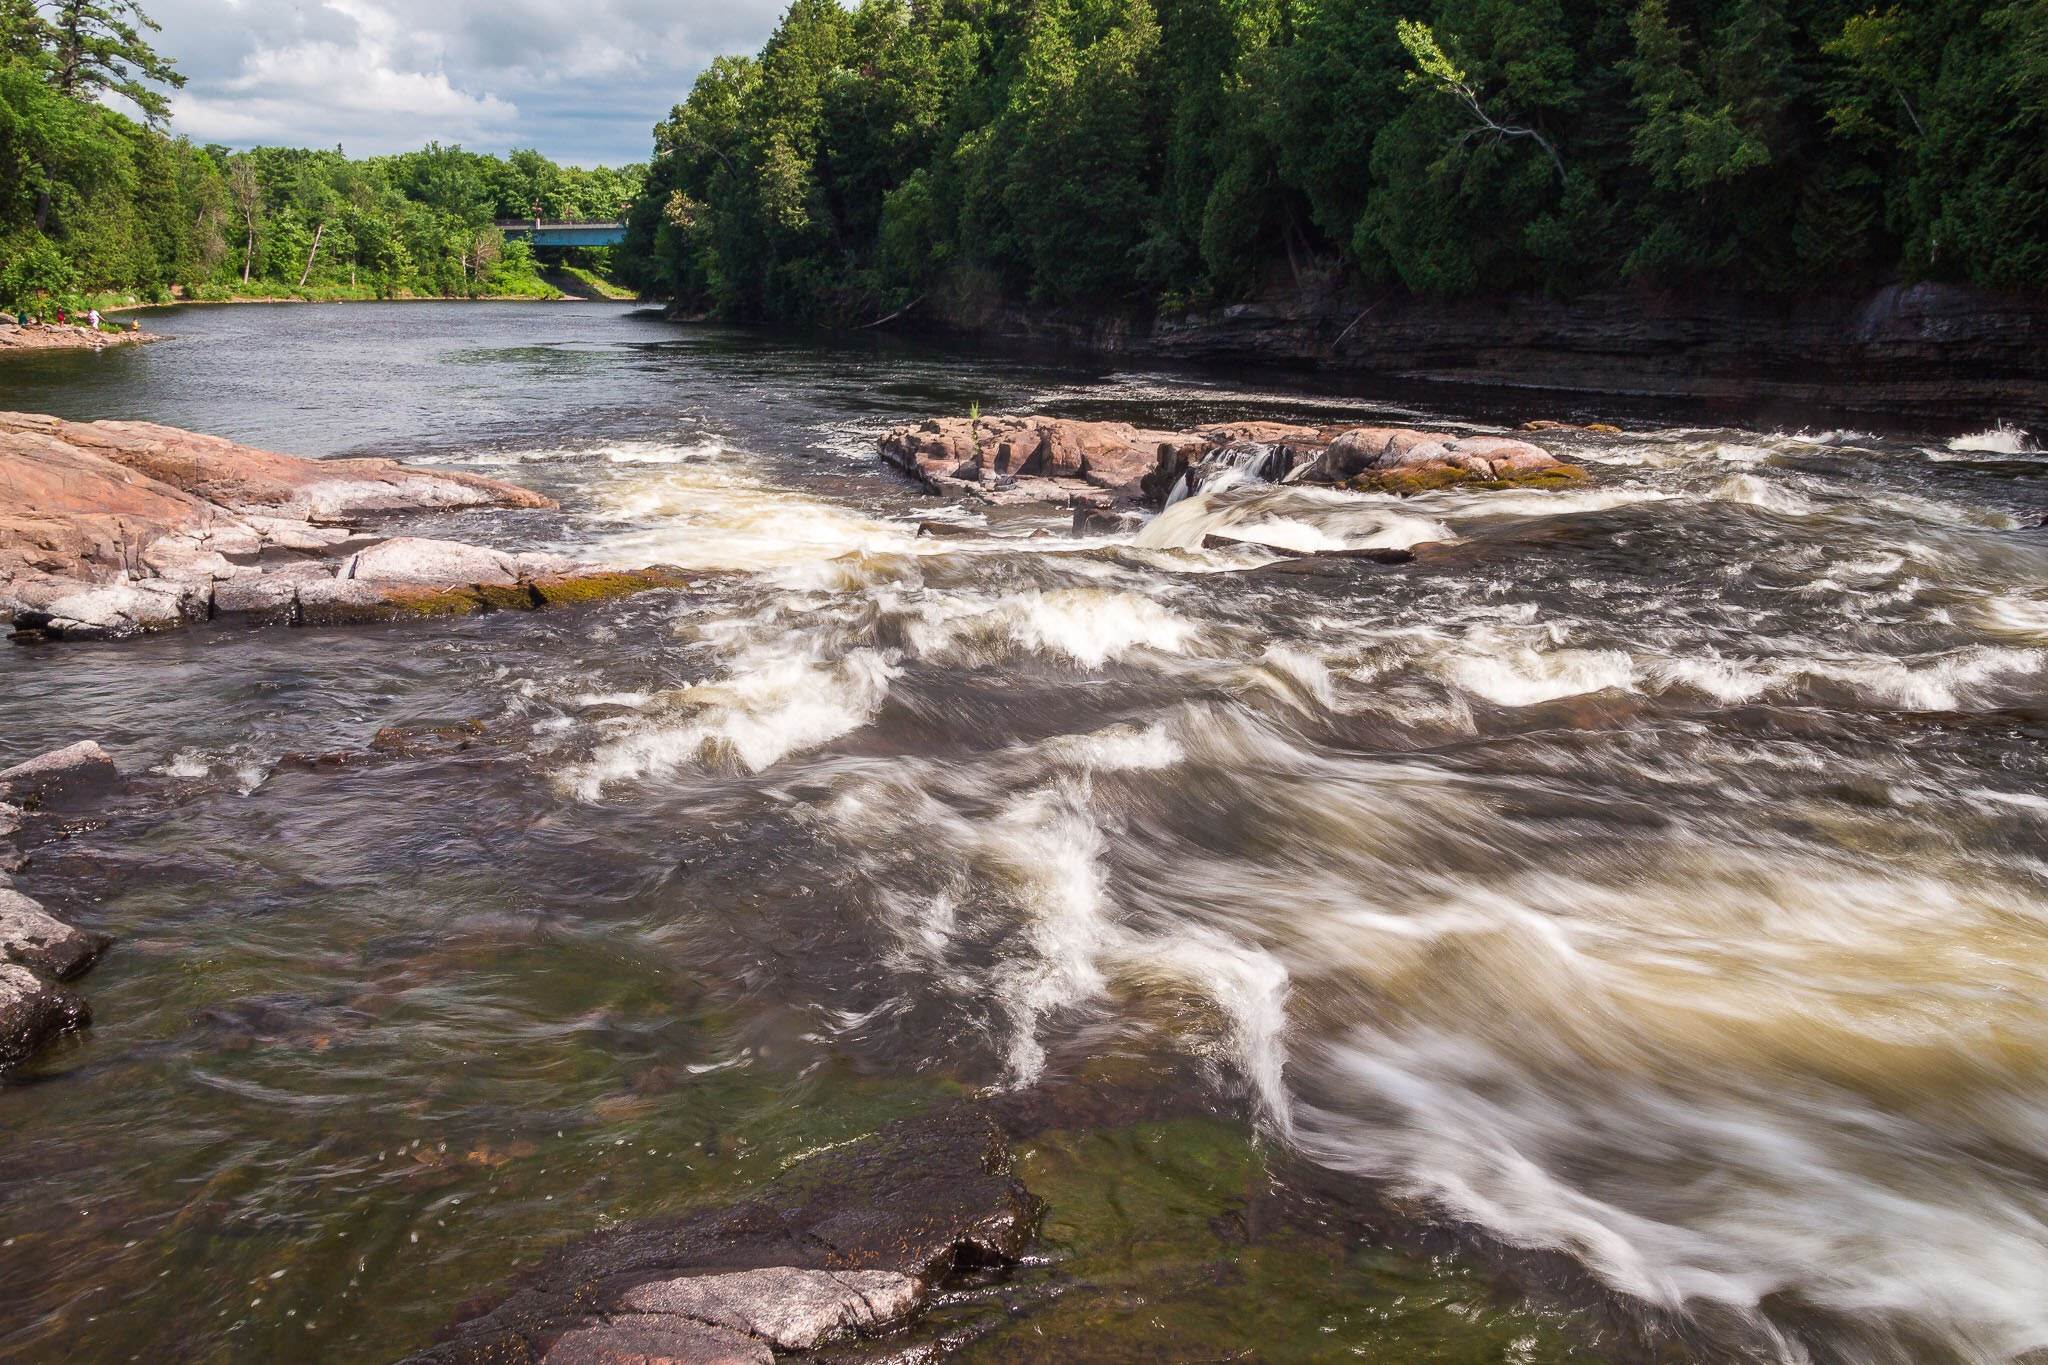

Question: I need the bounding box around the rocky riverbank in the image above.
[916,281,2048,428]
[0,742,119,1074]
[1,412,689,641]
[0,320,159,353]
[878,413,1587,531]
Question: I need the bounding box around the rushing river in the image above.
[4,302,2048,1364]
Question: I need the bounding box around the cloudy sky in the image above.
[141,0,789,166]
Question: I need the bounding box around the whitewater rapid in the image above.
[470,420,2048,1363]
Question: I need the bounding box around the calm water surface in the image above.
[4,303,2048,1364]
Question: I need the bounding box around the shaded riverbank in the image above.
[908,280,2048,432]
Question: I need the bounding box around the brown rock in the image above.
[0,741,119,807]
[0,888,111,980]
[542,1316,770,1365]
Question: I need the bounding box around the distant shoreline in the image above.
[102,294,620,313]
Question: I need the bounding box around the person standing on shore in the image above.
[87,308,101,331]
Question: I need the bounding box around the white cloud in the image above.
[143,0,791,165]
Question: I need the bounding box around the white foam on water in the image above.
[1972,594,2048,639]
[1420,485,1676,520]
[585,457,922,573]
[1945,425,2036,456]
[154,747,269,795]
[1791,645,2045,711]
[1280,848,2048,1363]
[1435,624,1638,707]
[1137,485,1451,553]
[563,638,899,798]
[901,587,1202,670]
[1709,473,1824,517]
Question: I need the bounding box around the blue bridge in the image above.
[497,219,628,247]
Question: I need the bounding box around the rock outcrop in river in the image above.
[878,414,1585,528]
[0,742,118,1073]
[0,412,686,641]
[406,1108,1039,1364]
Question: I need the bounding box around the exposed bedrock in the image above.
[0,412,688,642]
[405,1108,1040,1364]
[0,743,123,1075]
[876,414,1587,527]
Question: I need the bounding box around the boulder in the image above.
[25,416,557,521]
[0,961,90,1072]
[1309,427,1456,482]
[879,415,1187,503]
[617,1268,921,1350]
[0,888,111,980]
[9,578,198,639]
[405,1108,1039,1363]
[0,740,119,807]
[541,1317,769,1365]
[340,538,520,587]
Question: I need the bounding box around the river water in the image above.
[4,302,2048,1364]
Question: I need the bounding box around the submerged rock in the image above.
[1,412,692,642]
[406,1108,1040,1364]
[0,888,111,980]
[0,961,90,1071]
[0,740,119,808]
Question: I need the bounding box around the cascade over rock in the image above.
[877,413,1588,520]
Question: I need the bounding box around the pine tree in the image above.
[47,0,183,124]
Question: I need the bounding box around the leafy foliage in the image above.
[622,0,2048,323]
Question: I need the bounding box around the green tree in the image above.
[47,0,183,123]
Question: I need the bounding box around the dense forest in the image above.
[0,1,642,312]
[619,0,2048,325]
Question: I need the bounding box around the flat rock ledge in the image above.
[406,1108,1041,1364]
[0,743,121,1074]
[0,320,160,353]
[878,415,1588,530]
[1,411,686,642]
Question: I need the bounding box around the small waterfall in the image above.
[1171,442,1291,506]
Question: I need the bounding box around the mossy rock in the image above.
[1345,463,1589,497]
[292,568,691,627]
[527,567,690,606]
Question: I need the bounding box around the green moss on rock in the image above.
[1346,463,1590,497]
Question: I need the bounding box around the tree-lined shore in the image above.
[0,2,642,314]
[616,0,2048,326]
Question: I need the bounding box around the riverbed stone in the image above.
[0,740,119,806]
[617,1267,922,1349]
[404,1108,1039,1363]
[542,1316,772,1365]
[341,537,521,587]
[0,888,111,980]
[0,961,90,1072]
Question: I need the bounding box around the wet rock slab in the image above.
[0,888,111,979]
[0,962,91,1071]
[406,1109,1040,1364]
[1,412,689,642]
[0,743,121,1074]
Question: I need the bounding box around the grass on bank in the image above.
[551,266,638,301]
